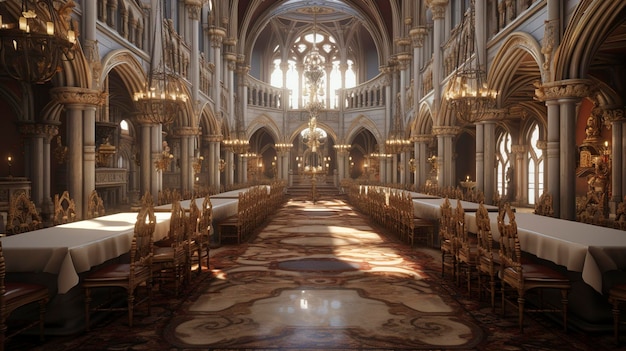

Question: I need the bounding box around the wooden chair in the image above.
[153,199,187,295]
[455,199,477,295]
[609,283,626,345]
[195,197,212,273]
[218,192,245,244]
[0,241,49,350]
[52,191,77,225]
[83,194,155,331]
[439,197,457,279]
[185,198,201,281]
[85,190,106,220]
[475,202,500,312]
[6,192,42,235]
[498,203,571,332]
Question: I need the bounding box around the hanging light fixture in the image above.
[301,6,327,174]
[133,0,187,125]
[386,86,411,154]
[223,94,249,154]
[0,0,77,84]
[445,0,497,124]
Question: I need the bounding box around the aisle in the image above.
[164,198,483,349]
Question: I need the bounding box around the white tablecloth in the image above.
[154,196,239,223]
[464,211,626,294]
[412,197,498,220]
[0,211,171,294]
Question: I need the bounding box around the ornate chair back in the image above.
[498,203,522,280]
[53,191,77,225]
[85,190,106,219]
[6,192,42,235]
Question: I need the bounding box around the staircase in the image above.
[286,174,342,200]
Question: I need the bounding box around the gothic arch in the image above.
[555,0,626,81]
[345,114,382,146]
[489,32,545,105]
[411,102,435,136]
[248,114,281,143]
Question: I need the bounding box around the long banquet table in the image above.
[0,211,172,335]
[464,211,626,296]
[1,211,171,294]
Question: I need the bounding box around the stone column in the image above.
[175,127,200,193]
[51,88,104,217]
[426,0,448,113]
[433,126,460,188]
[186,0,202,106]
[483,120,496,205]
[208,27,226,117]
[475,122,484,193]
[413,136,431,188]
[536,80,593,219]
[18,124,58,218]
[604,109,625,203]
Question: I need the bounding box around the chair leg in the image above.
[38,298,47,342]
[560,289,568,332]
[518,294,525,333]
[84,288,92,332]
[613,301,620,345]
[127,289,135,328]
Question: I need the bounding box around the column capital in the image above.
[534,79,594,102]
[412,135,434,143]
[50,87,107,106]
[410,26,429,48]
[18,123,59,141]
[432,125,462,136]
[173,127,201,137]
[426,0,448,19]
[203,134,223,143]
[185,0,206,20]
[596,107,625,124]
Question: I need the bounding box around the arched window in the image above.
[269,31,355,109]
[527,124,544,204]
[496,132,511,198]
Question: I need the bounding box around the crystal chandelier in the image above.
[445,0,497,124]
[133,0,186,124]
[301,6,327,172]
[0,0,77,84]
[386,93,411,154]
[223,94,249,153]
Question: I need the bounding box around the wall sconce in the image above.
[54,135,68,164]
[7,155,12,177]
[155,141,174,172]
[192,155,204,175]
[219,158,226,172]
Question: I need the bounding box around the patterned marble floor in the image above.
[164,199,484,349]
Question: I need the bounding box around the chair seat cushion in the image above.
[85,263,132,280]
[505,262,569,281]
[4,282,47,300]
[153,247,175,260]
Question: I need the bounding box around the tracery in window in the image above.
[527,124,544,204]
[496,132,511,198]
[270,30,355,109]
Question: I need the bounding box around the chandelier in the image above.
[386,99,411,154]
[0,0,77,84]
[133,1,186,124]
[223,93,249,153]
[302,7,327,166]
[445,0,497,124]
